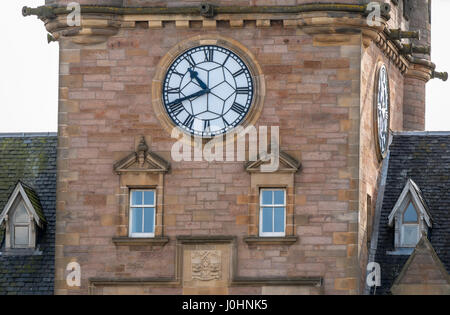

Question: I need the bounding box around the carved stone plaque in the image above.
[191,250,221,281]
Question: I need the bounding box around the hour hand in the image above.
[188,68,208,90]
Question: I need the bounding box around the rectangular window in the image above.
[129,189,155,237]
[401,224,419,247]
[259,189,286,237]
[14,226,29,246]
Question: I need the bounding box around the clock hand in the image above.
[167,88,210,106]
[188,68,208,90]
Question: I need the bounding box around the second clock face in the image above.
[162,45,254,137]
[376,64,390,157]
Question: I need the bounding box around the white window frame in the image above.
[399,201,420,248]
[129,189,156,238]
[11,200,33,248]
[400,223,420,247]
[259,188,286,237]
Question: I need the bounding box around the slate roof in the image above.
[0,133,57,295]
[373,132,450,295]
[22,181,47,224]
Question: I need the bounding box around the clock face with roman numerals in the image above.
[162,45,254,137]
[376,64,390,157]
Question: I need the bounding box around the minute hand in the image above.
[167,88,209,106]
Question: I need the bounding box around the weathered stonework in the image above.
[24,0,436,295]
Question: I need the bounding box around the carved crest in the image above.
[191,250,221,281]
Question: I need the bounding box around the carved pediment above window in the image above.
[113,137,170,174]
[245,150,301,173]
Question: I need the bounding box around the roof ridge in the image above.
[393,131,450,136]
[0,132,57,138]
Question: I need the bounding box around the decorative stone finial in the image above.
[137,137,148,167]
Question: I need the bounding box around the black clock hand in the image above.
[188,68,208,90]
[167,88,210,106]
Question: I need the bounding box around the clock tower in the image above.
[24,0,444,294]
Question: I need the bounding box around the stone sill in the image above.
[0,248,43,256]
[112,237,169,246]
[243,236,298,245]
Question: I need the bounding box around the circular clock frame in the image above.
[373,62,391,160]
[152,35,265,139]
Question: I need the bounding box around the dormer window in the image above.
[388,179,432,249]
[0,181,46,251]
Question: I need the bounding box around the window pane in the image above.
[274,190,285,205]
[131,208,143,233]
[262,207,273,233]
[402,224,419,246]
[144,191,155,206]
[143,208,155,233]
[14,202,29,223]
[274,207,285,233]
[131,191,143,205]
[261,190,272,205]
[14,226,29,245]
[403,202,418,222]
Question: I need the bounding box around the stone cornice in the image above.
[405,56,436,82]
[22,2,436,80]
[22,3,389,19]
[23,3,390,46]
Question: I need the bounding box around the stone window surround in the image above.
[112,137,170,246]
[114,179,167,246]
[244,151,301,245]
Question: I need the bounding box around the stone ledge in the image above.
[176,235,236,244]
[112,236,169,246]
[231,276,322,287]
[243,236,298,245]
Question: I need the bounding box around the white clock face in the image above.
[377,65,390,156]
[162,45,254,137]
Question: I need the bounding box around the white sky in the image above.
[0,0,449,132]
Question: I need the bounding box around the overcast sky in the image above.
[0,0,449,132]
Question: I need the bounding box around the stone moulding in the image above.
[23,2,435,80]
[112,236,169,246]
[152,34,265,139]
[22,3,388,46]
[243,236,298,245]
[22,4,389,19]
[88,235,322,294]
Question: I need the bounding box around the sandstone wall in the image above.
[56,23,363,295]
